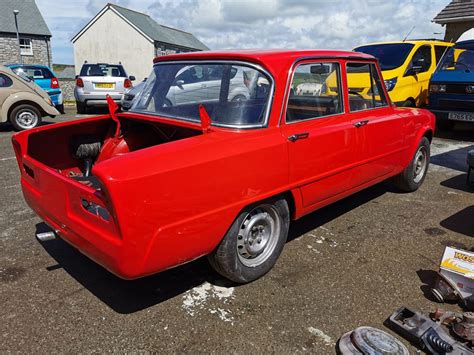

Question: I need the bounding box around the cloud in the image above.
[35,0,448,64]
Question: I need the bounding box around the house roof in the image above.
[72,3,209,51]
[433,0,474,24]
[0,0,51,37]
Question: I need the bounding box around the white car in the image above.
[74,63,135,113]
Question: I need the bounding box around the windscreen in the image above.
[354,43,414,71]
[130,62,273,128]
[438,44,474,71]
[80,64,126,77]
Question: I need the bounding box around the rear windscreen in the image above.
[11,66,54,79]
[80,64,126,77]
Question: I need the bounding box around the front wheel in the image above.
[9,104,42,131]
[393,137,430,192]
[208,198,290,283]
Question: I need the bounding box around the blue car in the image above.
[6,64,64,114]
[428,40,474,130]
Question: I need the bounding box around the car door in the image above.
[345,61,403,183]
[406,44,434,106]
[281,60,360,210]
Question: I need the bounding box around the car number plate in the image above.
[449,112,474,122]
[95,83,115,89]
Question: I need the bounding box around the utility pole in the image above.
[13,9,22,64]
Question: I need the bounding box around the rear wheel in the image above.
[9,104,42,131]
[231,94,247,103]
[208,198,290,283]
[76,101,86,114]
[56,104,65,114]
[393,137,430,192]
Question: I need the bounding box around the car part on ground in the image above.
[337,326,409,354]
[74,62,135,112]
[467,151,474,189]
[0,65,59,130]
[431,247,474,311]
[387,307,472,354]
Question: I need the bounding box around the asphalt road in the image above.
[1,106,473,353]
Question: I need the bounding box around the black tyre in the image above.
[231,94,247,103]
[9,104,42,131]
[401,99,415,107]
[208,197,290,283]
[76,101,86,114]
[56,104,65,114]
[393,137,430,192]
[436,120,455,131]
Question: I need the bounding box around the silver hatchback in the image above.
[74,63,135,113]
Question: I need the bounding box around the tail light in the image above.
[124,79,132,89]
[11,138,23,171]
[76,78,84,87]
[51,77,60,89]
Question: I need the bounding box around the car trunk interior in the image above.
[26,116,202,188]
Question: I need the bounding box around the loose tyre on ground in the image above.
[208,198,290,283]
[9,104,42,131]
[393,137,430,192]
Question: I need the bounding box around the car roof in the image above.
[6,64,51,69]
[355,39,452,47]
[153,49,376,75]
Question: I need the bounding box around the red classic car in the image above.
[12,50,435,283]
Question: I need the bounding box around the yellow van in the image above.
[353,40,453,107]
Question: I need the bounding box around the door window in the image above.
[411,45,432,73]
[0,74,13,87]
[286,62,343,123]
[346,62,388,112]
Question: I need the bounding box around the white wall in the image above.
[73,9,154,82]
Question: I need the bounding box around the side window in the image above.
[411,45,432,73]
[0,74,13,88]
[175,66,205,84]
[435,45,449,64]
[286,62,343,123]
[347,62,388,112]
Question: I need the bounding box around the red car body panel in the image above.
[12,50,435,279]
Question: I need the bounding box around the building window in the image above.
[19,38,33,56]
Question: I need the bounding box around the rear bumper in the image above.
[75,90,123,106]
[429,109,474,123]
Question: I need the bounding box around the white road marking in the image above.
[0,157,15,161]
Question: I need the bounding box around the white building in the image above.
[71,3,209,81]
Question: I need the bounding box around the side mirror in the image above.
[129,75,136,81]
[175,79,185,89]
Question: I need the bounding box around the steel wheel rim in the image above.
[236,204,281,267]
[16,109,38,129]
[413,146,427,183]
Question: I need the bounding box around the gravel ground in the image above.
[1,106,473,353]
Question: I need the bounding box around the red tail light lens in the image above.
[76,78,84,87]
[124,79,132,89]
[51,77,60,89]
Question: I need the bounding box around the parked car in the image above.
[12,50,435,283]
[7,64,64,114]
[122,66,251,111]
[354,40,453,107]
[121,79,145,110]
[74,62,135,113]
[428,40,474,130]
[0,65,59,130]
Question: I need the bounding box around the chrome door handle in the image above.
[288,132,309,142]
[354,120,369,128]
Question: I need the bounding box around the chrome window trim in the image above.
[129,60,275,130]
[284,61,345,125]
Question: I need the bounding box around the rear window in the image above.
[11,66,54,79]
[80,64,126,77]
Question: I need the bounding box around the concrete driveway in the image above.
[1,107,473,353]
